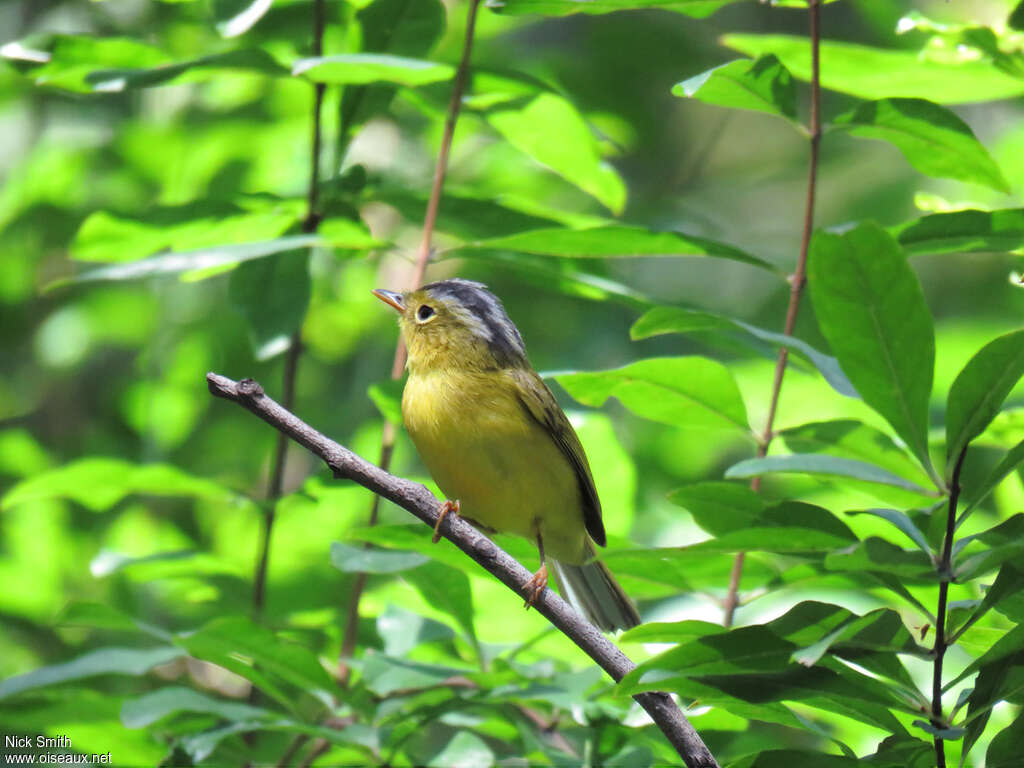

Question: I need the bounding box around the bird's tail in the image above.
[549,544,640,632]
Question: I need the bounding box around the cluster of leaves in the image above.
[1,0,1023,766]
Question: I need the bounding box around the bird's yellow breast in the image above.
[402,369,589,563]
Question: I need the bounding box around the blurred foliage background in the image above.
[1,0,1024,765]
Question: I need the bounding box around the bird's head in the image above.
[373,279,527,372]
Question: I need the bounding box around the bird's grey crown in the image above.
[423,279,527,366]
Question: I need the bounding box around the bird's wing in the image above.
[508,368,606,547]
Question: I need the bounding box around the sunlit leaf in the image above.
[723,34,1024,104]
[846,509,932,556]
[121,686,271,728]
[725,454,937,496]
[832,98,1009,193]
[893,208,1024,256]
[85,49,287,91]
[824,538,935,581]
[557,356,750,434]
[946,330,1024,474]
[808,223,936,480]
[487,93,627,214]
[667,481,764,536]
[674,55,797,121]
[293,54,454,86]
[686,500,857,554]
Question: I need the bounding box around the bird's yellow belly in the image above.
[402,370,588,563]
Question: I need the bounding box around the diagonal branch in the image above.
[207,371,720,768]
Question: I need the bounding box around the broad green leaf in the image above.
[360,651,469,696]
[556,357,750,434]
[685,500,857,554]
[177,616,335,708]
[293,54,454,86]
[620,620,726,644]
[70,200,305,263]
[946,330,1024,473]
[832,98,1009,193]
[54,235,322,288]
[229,249,310,360]
[85,49,287,91]
[376,605,454,657]
[339,0,446,135]
[487,93,627,214]
[808,223,936,480]
[0,647,184,699]
[213,0,274,37]
[824,537,935,581]
[846,509,931,556]
[3,34,169,92]
[467,225,774,270]
[367,378,404,424]
[632,306,856,398]
[725,455,936,496]
[431,732,494,768]
[56,602,142,633]
[489,0,733,17]
[866,735,934,768]
[723,34,1024,104]
[893,208,1024,256]
[667,481,764,536]
[951,564,1024,641]
[728,752,860,768]
[330,542,429,573]
[954,515,1024,581]
[987,717,1024,767]
[404,563,477,652]
[121,686,271,728]
[1,457,240,511]
[1013,0,1024,31]
[600,547,779,596]
[674,55,797,121]
[962,439,1024,516]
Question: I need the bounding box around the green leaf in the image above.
[893,208,1024,256]
[946,330,1024,473]
[293,54,454,86]
[1,457,240,511]
[620,620,726,644]
[85,49,288,91]
[54,235,322,288]
[466,225,774,270]
[121,686,271,728]
[667,481,764,536]
[808,223,936,480]
[367,378,404,424]
[330,542,429,573]
[846,509,932,556]
[213,0,274,37]
[3,34,169,92]
[632,306,856,398]
[987,716,1024,767]
[722,34,1024,104]
[824,538,935,581]
[674,55,797,121]
[489,0,734,17]
[728,752,860,768]
[487,93,627,214]
[1012,0,1024,31]
[954,515,1024,581]
[404,563,477,652]
[556,357,750,434]
[963,439,1024,516]
[832,98,1009,194]
[686,500,857,554]
[177,616,335,708]
[431,732,495,768]
[228,249,311,360]
[339,0,446,134]
[360,651,469,696]
[725,455,937,496]
[0,647,185,699]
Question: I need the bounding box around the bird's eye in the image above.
[416,304,435,322]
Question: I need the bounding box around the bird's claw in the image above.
[432,499,460,544]
[523,563,548,610]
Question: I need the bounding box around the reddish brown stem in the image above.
[722,0,822,627]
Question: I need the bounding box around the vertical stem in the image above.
[251,0,326,620]
[722,0,822,627]
[338,0,483,683]
[932,448,966,768]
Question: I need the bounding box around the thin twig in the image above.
[338,0,483,684]
[207,372,720,768]
[722,0,822,628]
[932,447,967,768]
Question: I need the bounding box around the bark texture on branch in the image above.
[206,371,718,768]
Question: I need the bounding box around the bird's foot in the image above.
[523,563,548,610]
[432,499,460,544]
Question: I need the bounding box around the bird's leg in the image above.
[523,527,548,609]
[432,499,460,544]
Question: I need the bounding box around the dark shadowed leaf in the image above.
[954,515,1024,581]
[962,439,1024,516]
[728,750,861,768]
[987,716,1024,767]
[667,481,764,536]
[808,224,936,480]
[725,455,936,496]
[557,357,750,434]
[946,330,1024,474]
[683,500,856,554]
[825,538,935,581]
[403,561,478,653]
[0,647,184,699]
[832,98,1009,193]
[330,542,429,573]
[847,509,932,555]
[121,686,271,728]
[723,34,1024,104]
[893,208,1024,256]
[229,249,311,360]
[674,55,797,121]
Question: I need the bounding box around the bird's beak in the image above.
[373,289,405,313]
